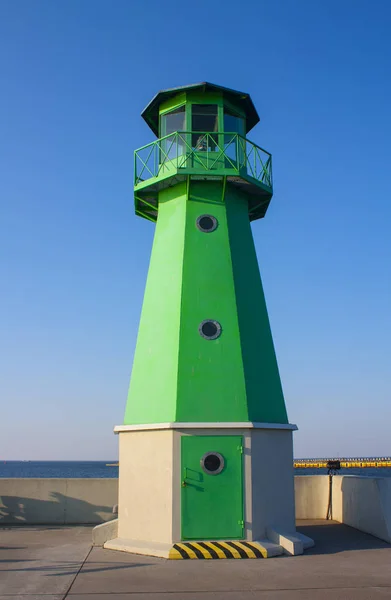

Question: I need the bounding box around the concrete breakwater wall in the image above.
[1,476,390,544]
[0,479,118,525]
[295,475,391,543]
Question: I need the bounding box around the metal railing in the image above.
[134,131,272,188]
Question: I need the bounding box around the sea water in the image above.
[1,461,390,478]
[0,461,119,478]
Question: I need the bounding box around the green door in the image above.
[181,435,244,540]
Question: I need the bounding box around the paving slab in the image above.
[0,526,92,599]
[69,520,391,599]
[1,521,391,600]
[67,592,391,600]
[0,597,64,600]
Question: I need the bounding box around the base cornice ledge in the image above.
[114,422,298,433]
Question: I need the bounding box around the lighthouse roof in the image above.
[141,82,260,136]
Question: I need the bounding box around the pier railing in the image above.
[294,458,391,468]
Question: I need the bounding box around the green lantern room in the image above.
[134,82,273,223]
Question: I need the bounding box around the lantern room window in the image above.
[160,106,186,158]
[192,104,218,151]
[223,108,244,162]
[160,106,186,137]
[224,108,244,135]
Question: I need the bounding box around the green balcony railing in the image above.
[134,131,272,190]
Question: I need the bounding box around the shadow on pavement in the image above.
[1,562,150,576]
[0,559,37,563]
[297,520,391,555]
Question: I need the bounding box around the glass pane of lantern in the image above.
[192,105,218,150]
[160,106,186,159]
[224,108,244,165]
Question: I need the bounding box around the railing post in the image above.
[254,145,256,179]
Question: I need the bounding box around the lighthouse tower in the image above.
[107,83,312,558]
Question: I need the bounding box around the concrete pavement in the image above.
[0,525,92,599]
[1,520,391,599]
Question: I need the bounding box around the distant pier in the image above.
[294,458,391,468]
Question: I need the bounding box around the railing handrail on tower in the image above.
[134,131,273,189]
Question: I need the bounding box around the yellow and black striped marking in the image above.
[169,540,268,559]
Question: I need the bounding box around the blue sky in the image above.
[1,0,390,460]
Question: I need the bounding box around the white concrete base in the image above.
[104,537,173,559]
[255,539,284,557]
[117,429,176,544]
[92,518,118,546]
[267,527,315,556]
[248,428,297,540]
[104,537,285,559]
[103,533,308,559]
[114,425,309,556]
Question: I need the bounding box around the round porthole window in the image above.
[201,452,225,475]
[196,214,218,233]
[199,319,222,340]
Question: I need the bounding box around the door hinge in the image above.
[238,519,244,527]
[237,445,243,454]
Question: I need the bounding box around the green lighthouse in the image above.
[107,83,313,559]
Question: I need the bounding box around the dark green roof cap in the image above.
[141,82,260,136]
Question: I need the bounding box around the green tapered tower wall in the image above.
[124,178,288,425]
[175,181,248,422]
[124,183,187,425]
[224,185,287,423]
